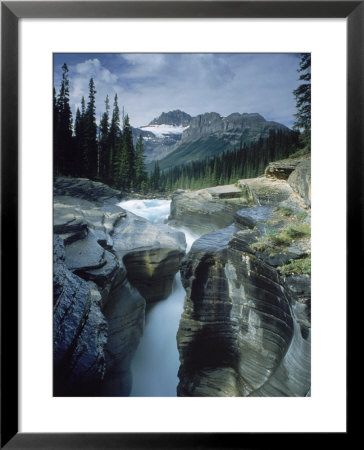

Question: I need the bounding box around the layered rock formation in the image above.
[133,109,289,167]
[176,156,311,396]
[53,178,186,396]
[156,112,290,171]
[133,110,192,162]
[181,112,287,144]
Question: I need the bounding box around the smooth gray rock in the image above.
[64,231,106,272]
[112,212,186,302]
[169,189,242,234]
[99,276,146,396]
[288,159,311,206]
[238,177,294,205]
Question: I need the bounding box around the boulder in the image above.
[238,177,294,205]
[112,211,186,303]
[169,189,243,234]
[288,159,311,206]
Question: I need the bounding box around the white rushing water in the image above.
[118,199,199,396]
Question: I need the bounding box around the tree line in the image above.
[54,54,310,194]
[154,129,300,191]
[54,63,148,192]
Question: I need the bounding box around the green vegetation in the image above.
[277,207,294,217]
[54,58,310,194]
[223,184,256,206]
[277,256,311,276]
[155,136,234,172]
[285,223,311,239]
[54,63,149,192]
[288,146,311,159]
[250,221,310,253]
[297,211,308,221]
[293,53,311,149]
[158,129,300,191]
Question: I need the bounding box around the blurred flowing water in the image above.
[118,199,199,396]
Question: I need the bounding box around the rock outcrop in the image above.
[181,112,287,144]
[53,178,186,396]
[177,156,311,397]
[169,187,246,234]
[54,177,122,204]
[288,159,311,206]
[53,236,108,396]
[264,156,308,180]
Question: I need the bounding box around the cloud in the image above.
[76,58,118,83]
[54,53,301,128]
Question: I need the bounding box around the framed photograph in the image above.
[2,1,356,448]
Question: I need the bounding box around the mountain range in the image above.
[132,109,290,171]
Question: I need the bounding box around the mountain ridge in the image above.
[132,109,290,170]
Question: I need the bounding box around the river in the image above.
[117,199,199,396]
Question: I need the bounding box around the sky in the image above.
[53,53,302,129]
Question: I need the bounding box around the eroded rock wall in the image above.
[53,178,186,396]
[176,157,311,397]
[177,228,310,397]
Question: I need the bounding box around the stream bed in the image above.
[118,199,199,396]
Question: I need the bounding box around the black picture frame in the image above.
[1,1,356,448]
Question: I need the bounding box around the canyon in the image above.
[53,154,311,397]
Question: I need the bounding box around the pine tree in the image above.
[84,78,98,178]
[151,160,161,191]
[293,53,311,147]
[79,97,88,175]
[119,114,135,190]
[73,107,83,176]
[134,135,147,191]
[99,95,110,180]
[109,94,121,185]
[53,87,60,174]
[55,63,73,175]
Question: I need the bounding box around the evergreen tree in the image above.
[53,87,60,174]
[99,95,110,180]
[134,135,147,191]
[159,129,299,191]
[84,78,98,178]
[109,94,121,185]
[119,114,135,190]
[73,107,83,176]
[55,63,73,175]
[293,53,311,146]
[151,160,161,191]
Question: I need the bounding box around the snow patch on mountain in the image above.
[139,124,190,138]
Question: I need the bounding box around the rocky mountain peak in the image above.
[149,110,192,127]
